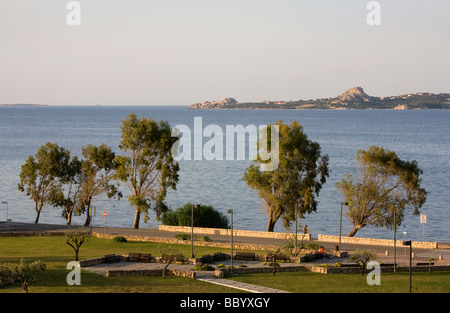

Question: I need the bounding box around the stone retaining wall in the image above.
[216,264,450,276]
[318,234,438,249]
[106,268,196,279]
[92,232,279,251]
[158,225,311,241]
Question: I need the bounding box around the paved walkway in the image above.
[195,272,291,293]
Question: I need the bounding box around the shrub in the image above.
[161,203,230,229]
[113,236,127,243]
[193,264,215,271]
[175,233,191,240]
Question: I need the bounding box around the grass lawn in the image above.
[227,270,450,293]
[1,236,449,293]
[0,236,242,293]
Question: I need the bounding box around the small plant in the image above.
[193,264,215,271]
[334,262,342,267]
[65,227,89,261]
[217,264,225,269]
[305,243,319,250]
[113,236,127,243]
[159,245,185,278]
[238,264,247,268]
[7,259,46,293]
[350,249,377,275]
[175,233,191,240]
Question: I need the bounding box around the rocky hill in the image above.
[189,87,450,110]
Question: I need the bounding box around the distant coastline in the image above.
[0,103,49,107]
[189,87,450,110]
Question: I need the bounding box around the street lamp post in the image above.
[393,209,397,272]
[1,201,9,230]
[191,204,199,258]
[1,201,8,222]
[227,209,234,270]
[403,240,412,293]
[339,202,348,252]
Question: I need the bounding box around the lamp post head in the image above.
[227,209,233,214]
[1,201,7,204]
[341,202,348,206]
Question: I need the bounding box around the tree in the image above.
[243,120,329,232]
[161,203,230,229]
[53,154,82,225]
[265,247,283,275]
[115,114,179,229]
[18,142,71,223]
[350,250,377,275]
[159,245,184,278]
[78,144,120,226]
[65,228,89,261]
[7,259,46,293]
[336,146,427,237]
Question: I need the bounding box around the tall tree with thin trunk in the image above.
[18,142,71,223]
[77,144,120,227]
[115,114,179,229]
[336,146,427,237]
[243,120,329,232]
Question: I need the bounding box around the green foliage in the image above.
[6,259,46,293]
[336,146,427,237]
[175,233,190,240]
[114,114,179,229]
[243,120,329,231]
[350,250,377,275]
[113,236,128,243]
[193,264,215,271]
[18,142,72,224]
[65,227,90,261]
[161,203,230,229]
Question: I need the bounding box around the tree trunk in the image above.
[347,224,363,237]
[266,209,282,232]
[84,205,91,227]
[266,217,276,232]
[132,207,141,229]
[34,203,42,224]
[34,211,41,224]
[66,209,73,225]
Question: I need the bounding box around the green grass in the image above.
[0,236,242,293]
[2,236,449,293]
[227,270,450,293]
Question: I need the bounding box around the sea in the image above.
[0,106,449,243]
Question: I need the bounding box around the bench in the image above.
[275,254,289,262]
[103,254,121,263]
[235,252,256,261]
[127,253,152,262]
[416,262,434,266]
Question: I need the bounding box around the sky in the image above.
[1,0,449,106]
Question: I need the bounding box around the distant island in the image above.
[189,87,450,110]
[0,103,48,107]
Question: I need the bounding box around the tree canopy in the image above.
[18,142,72,224]
[243,120,329,232]
[115,114,179,229]
[336,146,427,237]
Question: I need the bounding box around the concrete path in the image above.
[195,272,291,293]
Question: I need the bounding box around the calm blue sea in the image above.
[0,106,449,242]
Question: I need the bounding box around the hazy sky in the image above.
[1,0,449,106]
